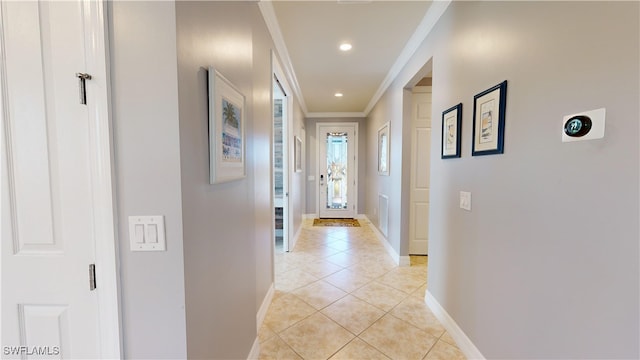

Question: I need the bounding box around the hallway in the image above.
[259,219,466,359]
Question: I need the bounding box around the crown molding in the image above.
[306,112,366,119]
[258,0,309,115]
[363,0,452,116]
[259,0,450,118]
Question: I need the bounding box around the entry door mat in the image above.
[313,218,360,227]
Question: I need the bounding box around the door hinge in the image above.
[76,72,92,105]
[89,263,96,291]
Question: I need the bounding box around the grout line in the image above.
[356,334,394,360]
[267,223,435,359]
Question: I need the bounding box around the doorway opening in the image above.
[403,60,432,259]
[273,77,289,252]
[408,79,432,255]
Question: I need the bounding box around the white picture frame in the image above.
[377,122,390,176]
[294,136,303,173]
[208,67,246,184]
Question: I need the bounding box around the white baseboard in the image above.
[291,221,303,250]
[425,291,485,360]
[303,213,317,219]
[359,215,408,266]
[257,284,274,331]
[399,256,411,267]
[247,337,260,360]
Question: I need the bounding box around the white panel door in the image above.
[1,1,102,357]
[318,124,357,218]
[409,87,432,255]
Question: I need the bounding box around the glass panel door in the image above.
[318,124,357,218]
[326,132,348,210]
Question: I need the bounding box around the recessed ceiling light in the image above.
[339,43,352,51]
[334,93,343,97]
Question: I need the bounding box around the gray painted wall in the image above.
[176,2,257,358]
[252,15,276,321]
[305,118,367,215]
[367,1,639,358]
[291,98,306,236]
[109,1,188,358]
[110,1,302,357]
[367,95,405,252]
[175,2,303,357]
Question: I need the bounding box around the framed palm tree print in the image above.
[208,67,246,184]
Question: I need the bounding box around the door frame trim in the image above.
[315,122,359,218]
[408,86,432,255]
[271,51,293,252]
[83,0,122,356]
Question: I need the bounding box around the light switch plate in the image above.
[460,191,471,211]
[129,215,166,251]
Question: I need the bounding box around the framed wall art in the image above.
[208,67,246,184]
[472,80,507,156]
[294,136,302,173]
[377,122,390,175]
[441,103,462,159]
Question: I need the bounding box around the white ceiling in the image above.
[262,1,436,117]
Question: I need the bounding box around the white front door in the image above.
[1,1,112,357]
[318,124,357,219]
[409,87,432,255]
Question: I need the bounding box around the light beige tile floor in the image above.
[260,219,466,360]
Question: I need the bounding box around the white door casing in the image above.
[0,0,121,357]
[317,123,357,219]
[273,77,289,252]
[272,51,292,252]
[409,87,432,255]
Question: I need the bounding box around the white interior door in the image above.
[318,124,357,219]
[409,87,432,255]
[1,1,109,357]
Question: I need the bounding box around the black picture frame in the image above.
[472,80,507,156]
[441,103,462,159]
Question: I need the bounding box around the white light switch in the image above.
[147,224,158,243]
[129,216,166,251]
[460,191,471,211]
[134,224,145,243]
